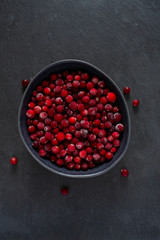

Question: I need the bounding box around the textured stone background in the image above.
[0,0,160,239]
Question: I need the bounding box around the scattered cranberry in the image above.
[10,157,18,165]
[132,99,139,107]
[123,86,130,94]
[61,187,69,196]
[121,168,129,177]
[22,79,30,87]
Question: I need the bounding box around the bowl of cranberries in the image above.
[18,59,130,177]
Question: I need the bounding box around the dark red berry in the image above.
[132,99,139,107]
[121,168,129,177]
[22,79,30,87]
[123,87,130,94]
[10,157,18,165]
[61,187,69,196]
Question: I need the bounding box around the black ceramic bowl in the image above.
[18,59,130,178]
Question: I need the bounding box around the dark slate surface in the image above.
[0,0,160,239]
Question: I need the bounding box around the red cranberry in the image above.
[82,96,89,103]
[113,106,119,112]
[54,113,63,122]
[123,87,130,94]
[105,121,112,128]
[26,109,35,119]
[74,156,81,164]
[132,99,139,107]
[61,89,68,97]
[65,95,73,103]
[61,187,69,195]
[100,96,107,104]
[81,73,89,80]
[69,101,77,111]
[56,105,64,113]
[44,87,51,95]
[39,112,48,120]
[88,134,96,142]
[74,75,81,81]
[121,168,129,177]
[69,117,76,124]
[112,131,120,139]
[55,79,64,86]
[44,126,51,132]
[90,88,97,96]
[105,142,112,150]
[22,79,30,87]
[93,153,100,162]
[115,123,124,132]
[56,132,65,141]
[113,139,120,147]
[51,121,57,128]
[76,142,83,150]
[34,106,41,114]
[77,103,85,111]
[88,107,97,116]
[89,99,96,106]
[45,132,52,141]
[56,159,64,167]
[54,86,62,93]
[86,155,93,162]
[88,161,95,168]
[94,119,101,126]
[98,81,105,88]
[32,140,39,148]
[66,133,72,141]
[30,133,37,140]
[107,135,114,142]
[91,76,99,84]
[61,119,69,128]
[65,155,73,163]
[101,137,108,144]
[110,147,117,153]
[67,162,75,170]
[98,129,106,138]
[97,143,104,150]
[28,125,35,133]
[81,163,88,171]
[39,149,47,157]
[105,104,113,112]
[28,102,35,109]
[52,146,60,154]
[107,92,116,102]
[75,164,81,170]
[10,157,18,165]
[114,113,122,123]
[79,150,87,159]
[105,151,113,160]
[60,149,67,157]
[68,144,75,152]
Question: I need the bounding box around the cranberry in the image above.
[81,73,89,80]
[61,89,68,97]
[88,134,96,142]
[34,106,41,114]
[101,137,108,144]
[115,123,124,132]
[105,142,112,150]
[54,113,63,122]
[45,132,52,141]
[121,168,129,177]
[68,144,75,152]
[81,163,88,171]
[88,161,95,168]
[110,147,117,153]
[91,76,99,84]
[66,133,72,141]
[69,101,77,111]
[97,143,104,150]
[22,79,30,87]
[32,140,39,148]
[132,99,139,107]
[105,151,113,160]
[94,119,101,126]
[105,121,112,128]
[107,92,116,102]
[123,87,130,94]
[98,81,105,88]
[112,131,120,139]
[56,105,64,113]
[100,96,107,104]
[56,132,65,141]
[76,142,83,150]
[28,102,35,109]
[98,129,106,138]
[65,95,73,103]
[88,107,97,116]
[39,149,47,157]
[28,125,35,133]
[75,164,81,170]
[65,155,73,163]
[79,150,87,159]
[113,106,119,112]
[74,131,80,138]
[26,109,35,119]
[61,187,69,195]
[69,117,76,124]
[90,88,97,96]
[86,155,93,162]
[44,87,51,95]
[113,139,120,147]
[74,156,81,164]
[105,104,113,112]
[114,113,122,123]
[56,159,64,167]
[61,119,69,128]
[80,120,89,129]
[89,99,96,106]
[74,75,81,81]
[67,162,75,170]
[10,157,18,165]
[54,86,62,93]
[93,153,100,162]
[52,146,60,154]
[82,96,89,103]
[39,111,47,120]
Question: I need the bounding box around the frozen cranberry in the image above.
[75,164,81,170]
[54,113,63,122]
[44,87,51,95]
[94,119,101,126]
[66,133,72,141]
[98,129,106,138]
[99,149,106,156]
[110,147,117,153]
[100,96,107,104]
[56,105,64,113]
[61,89,68,97]
[121,168,129,177]
[65,95,73,103]
[28,125,35,133]
[10,157,18,165]
[68,117,76,124]
[107,135,114,142]
[89,99,96,106]
[90,88,97,96]
[88,107,97,116]
[76,142,83,150]
[105,142,112,150]
[54,86,62,93]
[26,109,35,119]
[69,101,77,111]
[45,132,52,141]
[34,106,41,114]
[61,186,69,195]
[105,151,113,160]
[30,133,37,140]
[88,134,96,142]
[101,137,108,144]
[75,122,81,130]
[123,87,130,94]
[88,161,95,168]
[93,153,100,162]
[28,102,35,109]
[105,121,112,128]
[113,139,120,147]
[91,76,99,84]
[51,121,57,128]
[39,149,47,157]
[73,156,81,164]
[107,92,116,102]
[115,123,124,132]
[61,119,69,128]
[22,79,30,87]
[81,73,89,80]
[52,146,60,154]
[132,99,139,107]
[112,131,120,139]
[80,120,89,129]
[113,106,119,112]
[56,159,63,167]
[67,74,73,81]
[65,155,73,163]
[82,96,89,103]
[105,104,113,112]
[55,79,64,86]
[56,132,65,141]
[36,93,43,101]
[79,150,87,159]
[42,105,48,112]
[77,103,85,111]
[81,163,88,171]
[32,140,39,148]
[97,143,104,150]
[114,113,122,123]
[74,75,81,81]
[39,112,48,120]
[67,162,75,170]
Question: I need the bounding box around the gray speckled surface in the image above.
[0,0,160,239]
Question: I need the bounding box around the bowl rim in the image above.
[18,59,131,178]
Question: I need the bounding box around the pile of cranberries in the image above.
[25,70,124,171]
